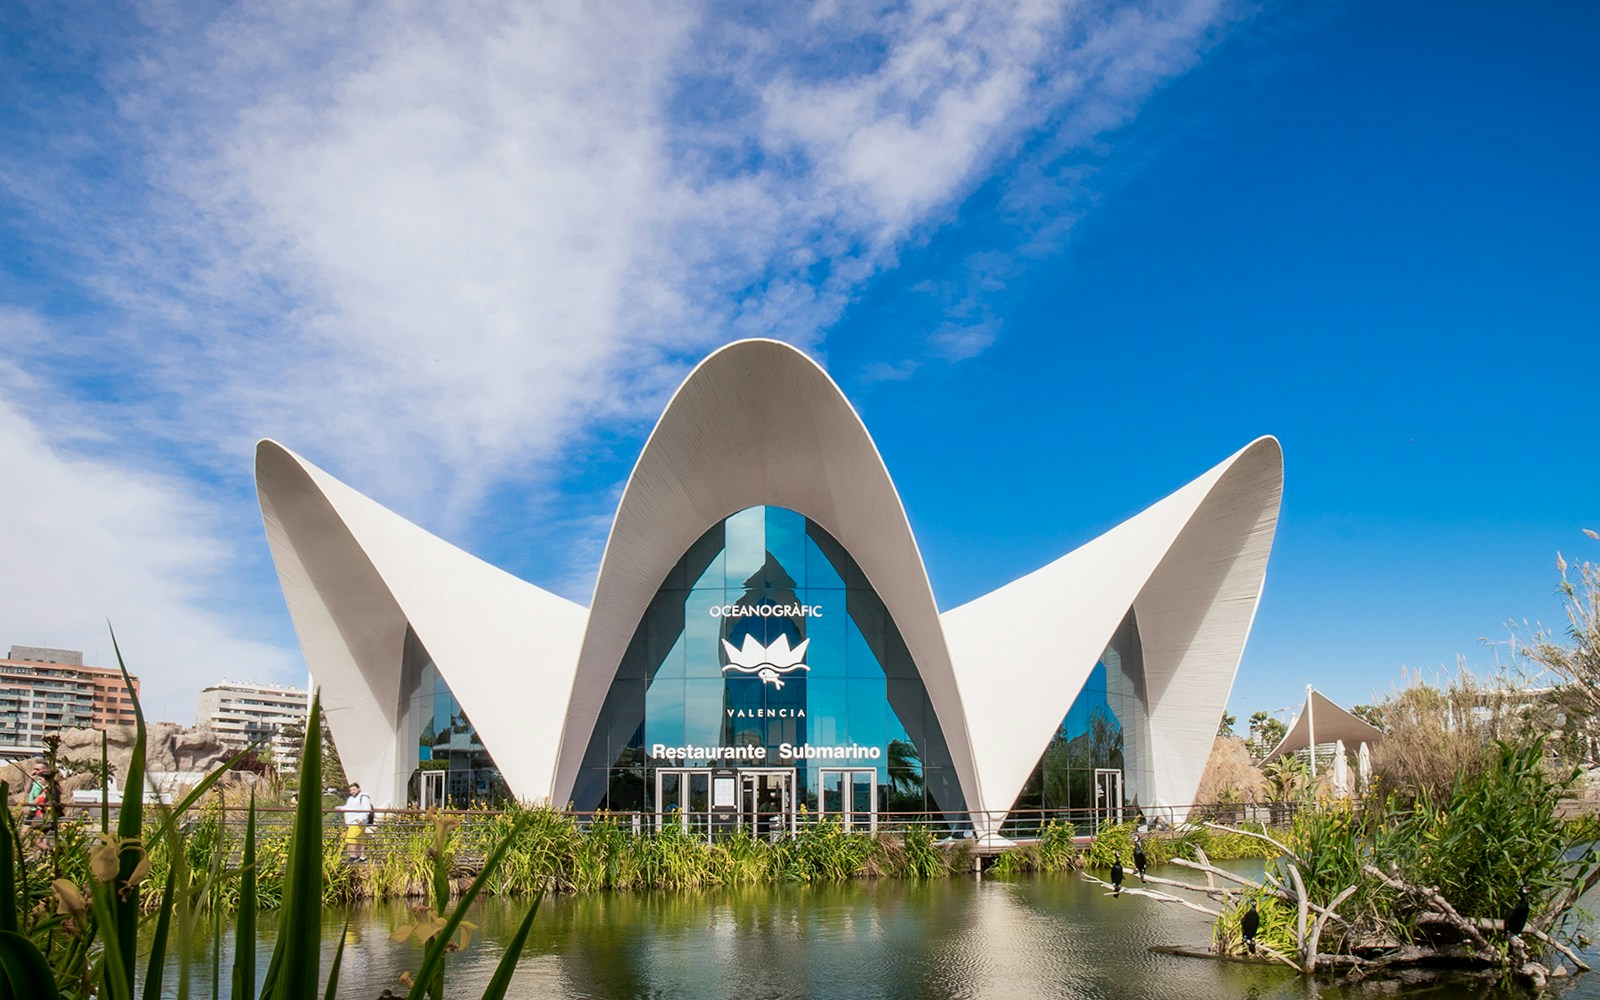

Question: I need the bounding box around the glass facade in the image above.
[1004,609,1151,834]
[399,629,507,807]
[570,505,966,820]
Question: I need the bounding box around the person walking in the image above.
[25,764,50,826]
[337,782,373,862]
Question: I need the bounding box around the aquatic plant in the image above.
[0,634,543,999]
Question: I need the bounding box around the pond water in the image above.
[158,864,1600,999]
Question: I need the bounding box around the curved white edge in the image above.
[1262,688,1384,763]
[1133,438,1283,818]
[256,441,589,806]
[551,339,983,815]
[942,437,1283,828]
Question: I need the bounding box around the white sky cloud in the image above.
[0,380,300,723]
[2,0,1236,712]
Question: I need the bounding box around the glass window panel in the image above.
[657,771,680,817]
[684,591,725,681]
[821,770,844,816]
[806,678,847,746]
[802,608,846,680]
[688,541,724,591]
[765,506,808,589]
[847,677,887,750]
[886,679,925,735]
[684,680,724,748]
[804,534,846,590]
[646,678,685,750]
[845,616,883,679]
[723,507,765,589]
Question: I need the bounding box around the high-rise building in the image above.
[0,646,142,752]
[195,681,309,761]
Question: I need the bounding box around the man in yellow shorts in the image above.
[337,782,373,862]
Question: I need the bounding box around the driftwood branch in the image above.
[1256,943,1303,973]
[1363,864,1490,951]
[1529,928,1592,973]
[1194,846,1217,892]
[1168,856,1355,931]
[1286,865,1310,962]
[1079,873,1222,917]
[1534,856,1600,936]
[1140,871,1239,899]
[1304,885,1357,973]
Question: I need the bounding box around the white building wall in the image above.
[256,339,1284,825]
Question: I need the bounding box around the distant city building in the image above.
[195,681,309,762]
[0,646,142,753]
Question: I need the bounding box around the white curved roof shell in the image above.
[256,339,1283,825]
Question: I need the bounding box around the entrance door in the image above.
[1093,768,1123,832]
[819,768,878,832]
[737,768,796,838]
[655,769,712,835]
[419,769,446,810]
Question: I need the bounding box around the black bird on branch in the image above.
[1240,900,1260,955]
[1111,858,1124,897]
[1505,886,1531,938]
[1132,839,1148,881]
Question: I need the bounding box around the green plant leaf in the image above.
[264,691,324,999]
[107,626,144,1000]
[88,878,131,1000]
[0,929,58,1000]
[142,861,177,1000]
[405,815,533,1000]
[233,789,258,1000]
[0,783,14,936]
[100,731,109,834]
[323,921,349,1000]
[478,889,545,1000]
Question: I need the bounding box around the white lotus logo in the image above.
[721,634,810,689]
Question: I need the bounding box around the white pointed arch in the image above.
[941,437,1282,824]
[255,441,588,806]
[551,339,983,812]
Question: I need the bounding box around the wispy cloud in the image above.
[0,343,300,721]
[2,0,1238,702]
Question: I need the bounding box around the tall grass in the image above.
[0,635,543,999]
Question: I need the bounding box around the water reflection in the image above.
[159,867,1600,1000]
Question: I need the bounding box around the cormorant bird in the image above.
[1133,839,1148,881]
[1505,886,1531,938]
[1110,858,1124,897]
[1241,900,1260,955]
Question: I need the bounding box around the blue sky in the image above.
[1,0,1595,726]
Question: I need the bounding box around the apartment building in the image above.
[196,681,309,760]
[0,646,142,751]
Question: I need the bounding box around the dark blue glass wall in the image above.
[399,629,506,806]
[572,505,965,816]
[1005,609,1150,829]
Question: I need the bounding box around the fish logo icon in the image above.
[720,634,810,689]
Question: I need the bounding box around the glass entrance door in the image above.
[1093,768,1123,832]
[819,768,878,832]
[737,768,796,838]
[419,770,446,810]
[656,769,712,835]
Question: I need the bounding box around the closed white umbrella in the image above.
[1332,738,1350,797]
[1358,741,1372,793]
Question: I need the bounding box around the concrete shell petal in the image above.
[551,339,983,811]
[256,441,587,805]
[941,437,1283,821]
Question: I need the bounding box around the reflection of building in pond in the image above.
[256,339,1283,834]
